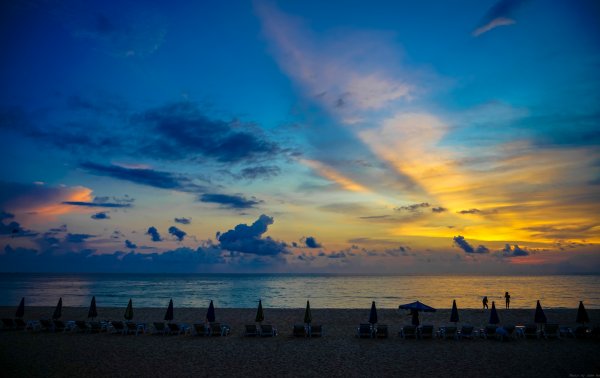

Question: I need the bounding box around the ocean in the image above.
[0,273,598,309]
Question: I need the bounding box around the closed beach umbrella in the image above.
[255,299,265,323]
[489,301,500,325]
[88,296,98,320]
[576,301,589,325]
[534,300,547,325]
[52,297,63,320]
[369,301,378,325]
[304,300,312,325]
[164,299,174,322]
[206,300,216,323]
[15,297,25,319]
[450,300,459,324]
[124,299,134,320]
[411,310,420,326]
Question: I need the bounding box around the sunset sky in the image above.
[1,0,599,273]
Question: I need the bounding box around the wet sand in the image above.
[0,307,598,377]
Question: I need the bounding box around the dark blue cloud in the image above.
[63,196,131,208]
[432,207,447,213]
[146,226,162,242]
[239,166,281,179]
[0,211,14,221]
[396,203,430,212]
[66,233,94,243]
[91,212,110,220]
[168,226,186,242]
[218,214,288,256]
[327,251,346,259]
[502,244,529,256]
[457,209,482,215]
[453,236,489,254]
[200,193,261,209]
[0,211,38,238]
[303,236,322,249]
[81,162,206,193]
[174,217,191,225]
[125,240,137,249]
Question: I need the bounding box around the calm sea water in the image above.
[0,273,598,309]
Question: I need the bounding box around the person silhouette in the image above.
[482,296,489,310]
[504,292,511,309]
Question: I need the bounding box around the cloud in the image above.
[473,0,527,37]
[146,226,162,242]
[218,214,288,256]
[65,233,94,243]
[303,236,322,249]
[396,202,430,212]
[457,208,482,214]
[200,193,262,209]
[81,162,206,193]
[63,195,131,208]
[431,207,447,213]
[125,240,137,249]
[174,217,191,225]
[238,166,281,180]
[0,212,38,238]
[453,235,489,254]
[168,226,187,242]
[91,212,110,220]
[501,244,529,256]
[326,251,346,259]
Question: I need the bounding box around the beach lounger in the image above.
[39,319,53,332]
[245,324,258,337]
[375,324,388,338]
[459,325,474,339]
[75,320,88,333]
[260,324,277,337]
[543,324,560,339]
[357,323,373,338]
[193,323,209,336]
[89,321,103,333]
[293,324,306,337]
[2,318,16,330]
[481,325,497,339]
[209,322,223,337]
[53,320,66,333]
[152,322,167,335]
[443,326,458,340]
[524,324,539,339]
[110,321,126,335]
[126,321,143,335]
[310,325,322,338]
[574,326,590,339]
[419,325,434,339]
[400,325,417,339]
[499,325,516,341]
[166,323,184,335]
[14,318,27,331]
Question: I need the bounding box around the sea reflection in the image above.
[0,273,598,309]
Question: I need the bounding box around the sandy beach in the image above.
[0,307,598,377]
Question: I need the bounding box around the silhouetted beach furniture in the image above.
[458,325,474,339]
[152,322,166,335]
[260,324,277,337]
[574,326,590,339]
[52,298,62,321]
[369,301,378,327]
[164,299,174,322]
[524,324,539,339]
[441,326,457,339]
[52,320,67,332]
[310,324,323,337]
[110,321,126,335]
[206,300,216,323]
[419,325,434,339]
[127,321,144,335]
[399,301,436,329]
[13,318,27,330]
[543,324,560,339]
[499,325,516,341]
[75,320,88,333]
[482,325,497,339]
[167,323,186,335]
[534,300,547,333]
[245,324,258,337]
[375,324,388,338]
[489,301,500,325]
[293,324,306,337]
[1,318,16,330]
[193,323,209,336]
[212,322,230,336]
[400,325,417,339]
[124,299,134,321]
[39,319,53,332]
[450,300,459,326]
[357,323,372,338]
[89,321,104,333]
[304,300,312,336]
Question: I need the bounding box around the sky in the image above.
[0,0,599,274]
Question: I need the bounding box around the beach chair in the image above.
[293,324,306,337]
[260,324,277,337]
[110,321,126,335]
[152,322,167,335]
[245,324,258,337]
[357,323,372,338]
[39,319,53,332]
[53,320,66,333]
[443,326,458,340]
[14,318,27,331]
[126,322,143,335]
[400,325,417,339]
[524,324,539,339]
[89,321,103,333]
[459,325,474,339]
[75,320,89,333]
[310,325,323,338]
[481,325,497,339]
[209,322,223,336]
[1,318,15,330]
[167,323,185,335]
[574,326,590,339]
[543,324,560,339]
[375,324,388,338]
[193,323,209,336]
[499,325,516,341]
[419,325,434,339]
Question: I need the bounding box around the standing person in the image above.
[505,291,511,309]
[482,296,489,310]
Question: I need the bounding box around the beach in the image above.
[0,307,598,377]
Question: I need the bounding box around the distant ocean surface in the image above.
[0,273,598,309]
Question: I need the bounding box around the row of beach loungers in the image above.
[2,318,598,340]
